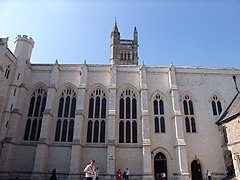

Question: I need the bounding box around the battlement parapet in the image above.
[15,35,35,47]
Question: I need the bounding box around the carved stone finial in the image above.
[142,60,145,66]
[84,59,87,65]
[54,59,58,65]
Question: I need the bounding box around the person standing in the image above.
[49,168,57,180]
[206,170,212,180]
[124,168,130,180]
[116,169,122,180]
[84,159,95,180]
[161,172,166,180]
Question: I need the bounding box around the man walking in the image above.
[84,159,95,180]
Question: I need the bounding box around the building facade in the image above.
[0,23,240,180]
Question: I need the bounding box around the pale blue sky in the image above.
[1,0,240,68]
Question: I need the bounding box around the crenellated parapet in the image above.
[14,35,34,47]
[14,35,35,61]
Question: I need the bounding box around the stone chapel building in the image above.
[0,22,240,180]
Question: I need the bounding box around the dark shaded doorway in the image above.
[154,152,167,180]
[224,150,235,178]
[191,160,202,180]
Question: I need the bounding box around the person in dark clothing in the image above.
[49,168,57,180]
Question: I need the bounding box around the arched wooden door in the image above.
[154,152,167,180]
[191,160,202,180]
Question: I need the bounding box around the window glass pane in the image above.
[160,117,165,133]
[36,118,42,141]
[55,120,61,141]
[155,117,159,133]
[132,98,137,119]
[191,117,196,132]
[100,121,105,143]
[95,97,100,118]
[101,98,106,118]
[68,119,74,142]
[34,96,41,117]
[24,118,31,140]
[64,96,70,117]
[30,119,37,140]
[93,120,99,142]
[120,98,124,119]
[185,117,190,132]
[40,96,47,117]
[28,97,35,117]
[126,97,130,119]
[58,97,64,117]
[153,100,158,115]
[87,121,93,142]
[212,101,217,115]
[61,120,68,141]
[88,98,94,118]
[189,100,194,115]
[70,97,76,117]
[217,101,222,115]
[126,121,131,143]
[183,100,189,115]
[159,100,164,115]
[132,121,137,143]
[119,121,124,143]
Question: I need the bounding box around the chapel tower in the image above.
[110,21,139,65]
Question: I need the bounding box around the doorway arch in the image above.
[191,160,202,180]
[154,152,167,180]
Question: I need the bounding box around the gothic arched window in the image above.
[211,95,222,116]
[24,87,47,141]
[153,94,165,133]
[54,87,76,142]
[86,88,107,143]
[118,88,138,143]
[183,94,196,133]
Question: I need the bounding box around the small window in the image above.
[17,73,20,80]
[153,94,165,133]
[183,94,196,133]
[13,88,17,96]
[4,65,11,79]
[211,95,222,116]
